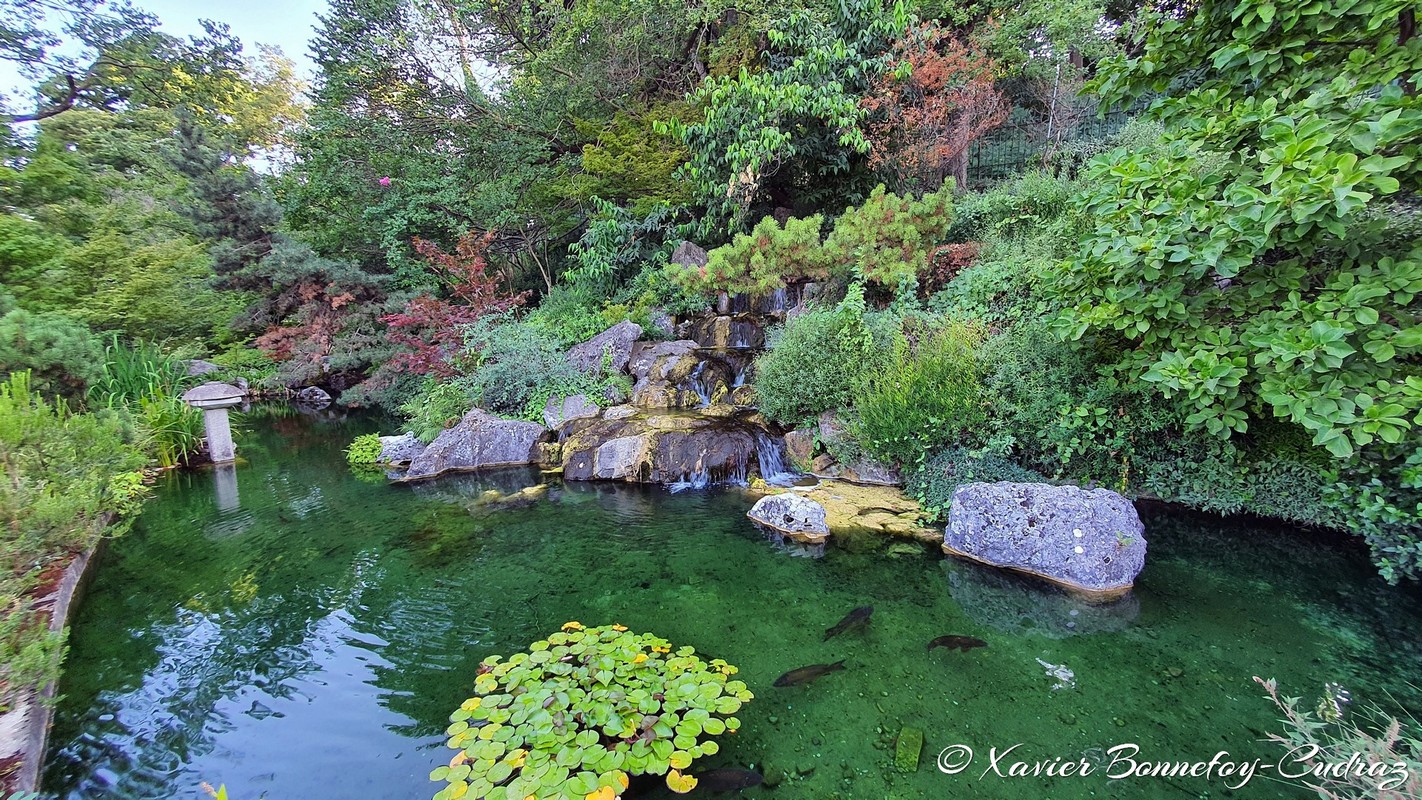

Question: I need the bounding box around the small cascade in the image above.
[689,361,717,408]
[754,430,799,486]
[667,469,711,493]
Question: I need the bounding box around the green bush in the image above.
[672,213,830,297]
[345,433,384,466]
[433,623,752,799]
[753,286,900,425]
[464,319,630,422]
[669,184,955,297]
[943,170,1079,243]
[0,297,103,398]
[906,446,1047,521]
[851,321,985,467]
[822,183,954,288]
[0,371,148,711]
[402,379,479,443]
[525,287,617,349]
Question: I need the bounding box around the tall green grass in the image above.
[88,338,206,468]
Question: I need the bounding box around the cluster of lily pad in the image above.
[431,623,753,800]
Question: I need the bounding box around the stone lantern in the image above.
[182,382,245,464]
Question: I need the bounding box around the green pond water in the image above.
[42,412,1422,799]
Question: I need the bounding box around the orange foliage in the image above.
[861,24,1009,191]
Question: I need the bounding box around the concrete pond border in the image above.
[0,543,102,794]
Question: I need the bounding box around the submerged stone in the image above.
[944,482,1147,599]
[894,726,924,773]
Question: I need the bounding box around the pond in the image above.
[43,413,1422,799]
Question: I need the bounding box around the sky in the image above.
[136,0,330,79]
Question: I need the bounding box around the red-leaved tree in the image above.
[381,231,529,378]
[862,24,1009,192]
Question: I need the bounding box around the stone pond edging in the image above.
[0,543,102,794]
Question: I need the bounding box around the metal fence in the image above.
[966,103,1138,186]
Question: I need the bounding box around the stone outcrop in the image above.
[378,433,426,465]
[560,409,764,485]
[543,394,601,430]
[295,386,332,409]
[747,493,830,544]
[680,314,765,349]
[944,482,1147,599]
[402,409,548,481]
[784,428,816,469]
[567,320,643,375]
[670,240,709,270]
[184,359,222,377]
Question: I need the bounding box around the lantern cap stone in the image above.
[182,381,245,409]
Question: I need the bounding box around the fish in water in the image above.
[928,635,987,652]
[773,660,847,687]
[695,768,764,792]
[823,606,873,640]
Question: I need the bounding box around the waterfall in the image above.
[754,431,798,486]
[668,469,711,493]
[689,361,716,407]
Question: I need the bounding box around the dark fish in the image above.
[773,660,847,687]
[928,635,987,652]
[823,605,873,640]
[695,768,764,792]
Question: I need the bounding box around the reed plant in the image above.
[88,337,206,468]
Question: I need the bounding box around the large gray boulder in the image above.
[403,409,548,481]
[543,394,601,429]
[567,320,643,374]
[944,482,1146,598]
[378,433,426,465]
[747,493,830,544]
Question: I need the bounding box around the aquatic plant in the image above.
[345,433,384,466]
[1255,677,1421,800]
[433,624,752,799]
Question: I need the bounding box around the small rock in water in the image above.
[894,726,924,773]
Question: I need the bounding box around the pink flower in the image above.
[378,176,391,187]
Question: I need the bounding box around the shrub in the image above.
[851,321,985,467]
[433,623,752,800]
[402,379,479,443]
[906,446,1047,521]
[345,433,384,466]
[671,214,830,297]
[525,287,618,349]
[822,184,954,289]
[88,338,205,469]
[0,371,148,711]
[943,169,1079,243]
[463,319,629,422]
[753,286,900,425]
[0,298,103,398]
[668,184,955,297]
